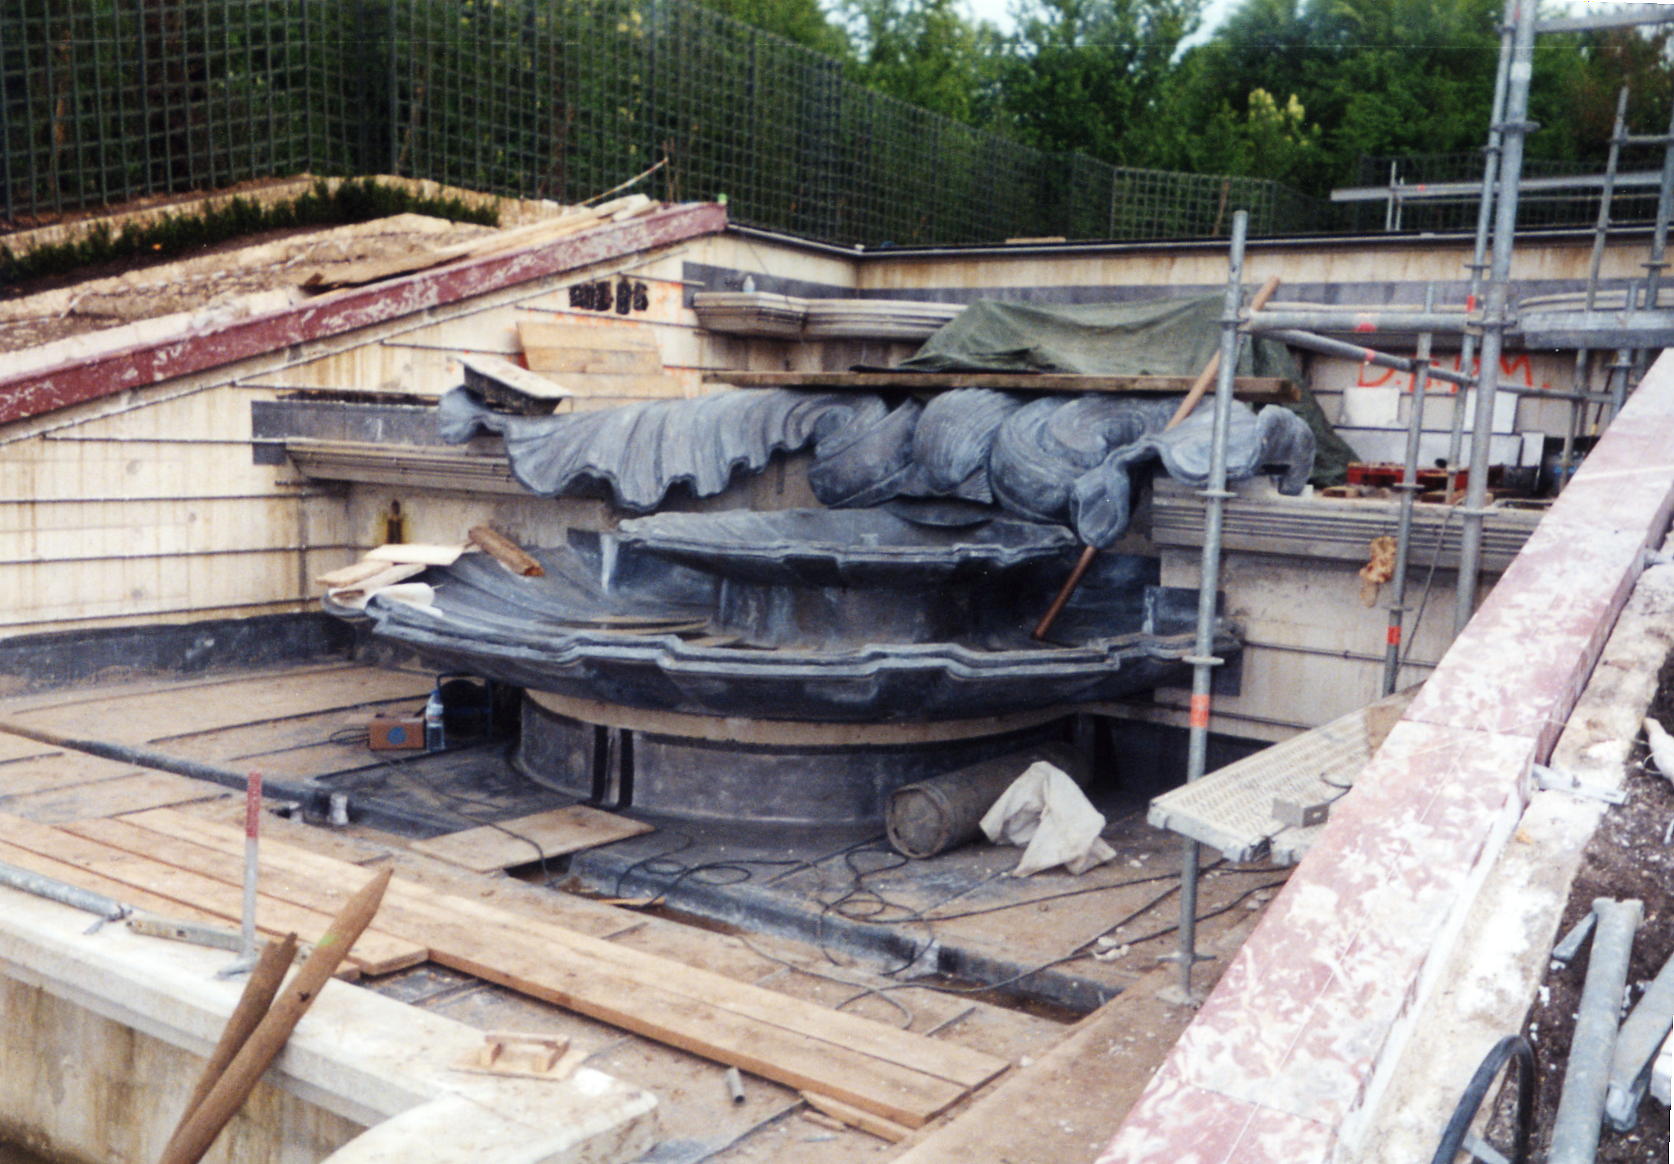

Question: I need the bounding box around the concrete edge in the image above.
[0,887,658,1162]
[1095,349,1674,1163]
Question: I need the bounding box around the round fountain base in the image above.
[515,689,1072,829]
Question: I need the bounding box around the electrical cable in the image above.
[326,715,561,882]
[830,877,1290,1010]
[1401,494,1466,672]
[1428,1034,1534,1164]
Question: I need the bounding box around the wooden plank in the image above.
[429,926,965,1128]
[547,372,684,399]
[122,808,640,939]
[0,752,143,797]
[0,813,423,975]
[891,910,1262,1163]
[150,809,1007,1090]
[0,771,226,823]
[518,319,663,358]
[409,806,655,872]
[702,370,1299,401]
[120,809,1005,1122]
[12,665,434,745]
[0,836,222,925]
[364,543,468,567]
[802,1091,914,1142]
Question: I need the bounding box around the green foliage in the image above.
[994,0,1204,164]
[838,0,1003,123]
[691,0,852,57]
[0,178,498,290]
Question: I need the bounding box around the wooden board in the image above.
[0,813,425,975]
[0,771,226,823]
[519,319,662,361]
[115,808,1007,1127]
[703,370,1299,402]
[124,808,642,940]
[365,542,468,567]
[409,806,655,872]
[891,910,1263,1163]
[10,665,434,745]
[0,752,146,797]
[0,836,223,926]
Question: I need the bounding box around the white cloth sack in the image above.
[979,760,1116,876]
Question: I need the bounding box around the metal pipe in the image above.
[0,859,129,921]
[1384,288,1436,694]
[1565,87,1632,487]
[1450,0,1518,472]
[1455,0,1536,637]
[1550,897,1643,1163]
[1605,942,1674,1130]
[1258,328,1474,387]
[1172,210,1249,998]
[0,717,330,816]
[1244,309,1471,335]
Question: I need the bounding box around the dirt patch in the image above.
[1490,649,1674,1161]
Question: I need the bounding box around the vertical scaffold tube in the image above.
[1448,0,1519,471]
[1173,210,1248,998]
[1455,0,1536,636]
[1384,287,1435,695]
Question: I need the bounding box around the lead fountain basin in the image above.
[613,507,1077,646]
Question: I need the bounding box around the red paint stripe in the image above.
[1189,693,1211,729]
[0,203,727,427]
[245,770,263,839]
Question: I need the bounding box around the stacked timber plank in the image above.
[0,807,1007,1128]
[514,319,683,409]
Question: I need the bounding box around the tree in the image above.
[690,0,853,58]
[994,0,1204,164]
[838,0,1002,123]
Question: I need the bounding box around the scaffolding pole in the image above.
[1565,87,1631,486]
[1168,210,1248,1000]
[1384,287,1436,695]
[1455,0,1537,637]
[1449,0,1519,473]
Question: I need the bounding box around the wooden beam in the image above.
[0,813,423,974]
[701,371,1298,401]
[116,809,1008,1127]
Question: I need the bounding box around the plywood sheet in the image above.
[409,806,655,872]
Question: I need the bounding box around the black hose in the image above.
[1429,1034,1536,1164]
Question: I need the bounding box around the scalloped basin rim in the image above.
[615,508,1076,573]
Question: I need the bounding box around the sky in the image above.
[957,0,1243,43]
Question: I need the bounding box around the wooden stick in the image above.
[1031,545,1098,642]
[1033,275,1280,642]
[1164,275,1281,431]
[175,933,298,1128]
[157,868,393,1164]
[801,1091,913,1143]
[468,525,545,577]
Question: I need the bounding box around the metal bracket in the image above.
[1533,764,1627,805]
[1180,654,1224,667]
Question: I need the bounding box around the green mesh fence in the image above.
[2,0,1351,246]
